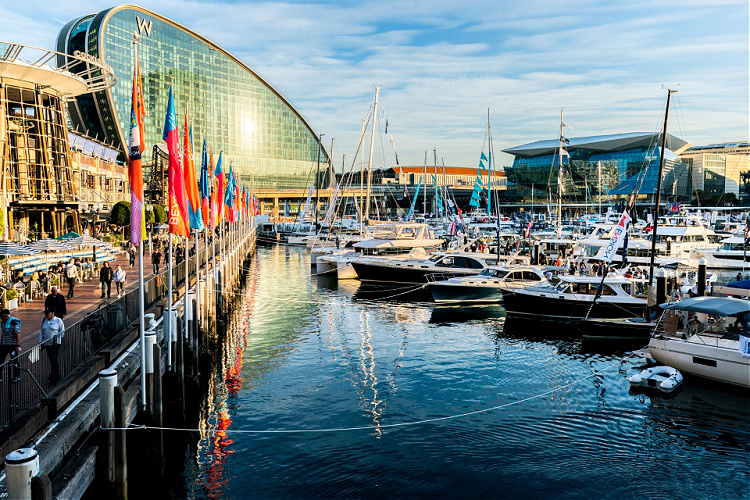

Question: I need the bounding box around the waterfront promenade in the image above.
[13,250,157,352]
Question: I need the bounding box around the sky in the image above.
[2,0,748,169]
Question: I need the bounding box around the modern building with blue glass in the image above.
[503,132,692,204]
[56,5,327,196]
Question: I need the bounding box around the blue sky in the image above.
[3,0,748,168]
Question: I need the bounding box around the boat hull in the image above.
[427,283,504,304]
[649,336,750,388]
[572,317,655,341]
[351,261,479,284]
[502,289,646,320]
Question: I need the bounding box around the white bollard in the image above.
[164,306,178,344]
[144,331,156,375]
[99,369,118,429]
[6,448,39,500]
[186,291,195,322]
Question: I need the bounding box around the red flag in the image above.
[163,84,189,236]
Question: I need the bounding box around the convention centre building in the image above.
[502,132,693,204]
[56,5,327,196]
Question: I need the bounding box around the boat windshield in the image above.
[478,268,509,278]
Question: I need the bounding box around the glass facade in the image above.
[504,137,691,202]
[60,6,326,190]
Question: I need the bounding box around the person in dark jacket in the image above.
[44,286,67,319]
[99,261,114,299]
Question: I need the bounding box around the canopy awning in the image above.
[660,296,750,316]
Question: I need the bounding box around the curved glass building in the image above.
[57,5,326,191]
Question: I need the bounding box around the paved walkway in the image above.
[14,251,157,351]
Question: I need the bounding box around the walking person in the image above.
[44,286,67,319]
[39,308,65,385]
[0,308,22,382]
[152,248,162,274]
[99,261,114,299]
[64,258,77,298]
[128,245,136,267]
[114,265,126,298]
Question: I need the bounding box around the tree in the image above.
[110,201,131,227]
[145,205,156,225]
[153,204,168,224]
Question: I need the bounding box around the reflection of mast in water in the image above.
[359,306,384,436]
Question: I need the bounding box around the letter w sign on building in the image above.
[136,16,152,37]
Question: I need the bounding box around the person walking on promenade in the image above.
[99,261,114,299]
[39,308,65,385]
[64,259,78,299]
[114,265,126,298]
[0,308,22,382]
[152,248,162,274]
[44,286,67,319]
[128,245,136,267]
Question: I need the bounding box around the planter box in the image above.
[8,298,18,310]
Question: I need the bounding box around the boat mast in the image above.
[487,107,492,219]
[557,108,564,238]
[422,151,427,216]
[364,86,379,223]
[648,88,677,287]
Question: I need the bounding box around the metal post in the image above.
[656,268,667,306]
[698,257,706,296]
[6,448,39,499]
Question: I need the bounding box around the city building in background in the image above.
[57,4,328,196]
[0,41,122,241]
[503,132,693,205]
[678,142,750,204]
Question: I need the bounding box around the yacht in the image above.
[350,251,501,284]
[650,296,750,388]
[426,264,565,304]
[690,236,750,269]
[501,274,647,320]
[316,222,444,279]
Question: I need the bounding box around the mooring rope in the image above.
[100,349,645,435]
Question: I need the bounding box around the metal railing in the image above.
[0,231,247,427]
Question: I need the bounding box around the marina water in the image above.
[168,245,749,499]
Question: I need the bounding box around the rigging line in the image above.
[202,283,428,302]
[100,348,645,435]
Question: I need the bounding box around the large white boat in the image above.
[690,236,750,269]
[426,264,564,304]
[650,296,750,388]
[316,222,444,279]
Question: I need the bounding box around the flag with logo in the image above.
[163,84,189,236]
[215,151,225,222]
[128,43,147,244]
[199,138,210,229]
[183,113,204,231]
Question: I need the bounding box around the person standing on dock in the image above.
[99,261,114,299]
[39,308,65,385]
[152,247,162,274]
[114,265,127,298]
[64,259,78,299]
[0,309,21,382]
[128,245,136,267]
[44,286,67,319]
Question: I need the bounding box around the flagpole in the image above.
[194,229,200,328]
[133,36,147,409]
[167,234,173,367]
[184,235,189,341]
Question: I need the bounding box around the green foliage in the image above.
[153,204,168,224]
[145,205,156,224]
[110,201,131,227]
[5,288,17,301]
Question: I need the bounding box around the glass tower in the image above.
[57,5,326,191]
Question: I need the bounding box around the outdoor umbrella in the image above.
[25,239,73,273]
[60,234,112,263]
[0,241,39,284]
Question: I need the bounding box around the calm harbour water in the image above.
[174,245,750,499]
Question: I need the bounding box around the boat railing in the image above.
[425,272,462,283]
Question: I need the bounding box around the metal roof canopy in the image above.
[0,42,116,97]
[503,132,690,158]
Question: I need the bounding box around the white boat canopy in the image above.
[660,296,750,316]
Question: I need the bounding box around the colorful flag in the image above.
[210,178,218,230]
[215,151,225,222]
[183,112,204,230]
[199,138,210,228]
[163,83,189,236]
[128,43,147,245]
